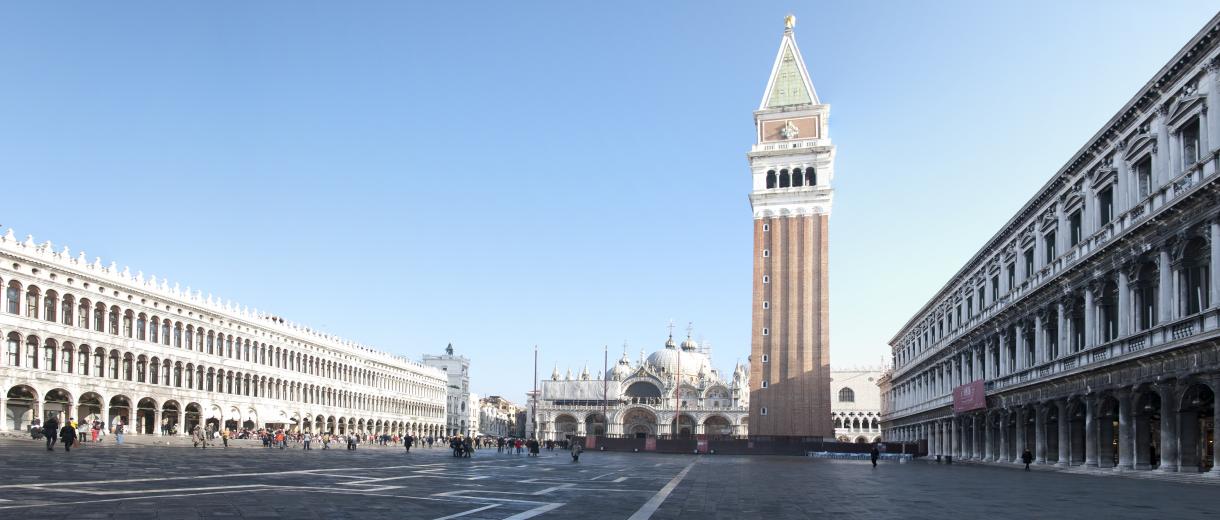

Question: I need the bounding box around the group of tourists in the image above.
[30,417,588,463]
[32,416,126,451]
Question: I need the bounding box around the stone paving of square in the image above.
[0,437,1213,519]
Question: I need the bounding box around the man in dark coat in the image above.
[1021,448,1034,471]
[59,421,77,452]
[43,416,60,451]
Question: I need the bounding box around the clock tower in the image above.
[747,16,834,438]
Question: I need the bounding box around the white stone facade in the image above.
[536,334,749,440]
[881,15,1220,474]
[423,345,470,436]
[831,368,882,443]
[0,229,448,437]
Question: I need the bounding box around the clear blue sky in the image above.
[1,2,1216,402]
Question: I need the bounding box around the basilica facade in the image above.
[880,14,1220,474]
[1,229,449,438]
[535,334,748,440]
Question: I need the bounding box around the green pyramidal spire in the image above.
[761,22,818,109]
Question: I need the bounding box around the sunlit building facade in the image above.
[881,15,1220,474]
[0,230,448,437]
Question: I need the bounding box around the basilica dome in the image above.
[646,336,713,379]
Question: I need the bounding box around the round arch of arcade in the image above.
[894,376,1220,474]
[3,381,446,439]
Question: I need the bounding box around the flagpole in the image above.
[532,345,538,440]
[602,345,608,436]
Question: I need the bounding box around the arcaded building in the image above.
[831,368,883,443]
[747,15,835,437]
[1,230,448,437]
[880,14,1220,474]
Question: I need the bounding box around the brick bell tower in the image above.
[747,15,834,438]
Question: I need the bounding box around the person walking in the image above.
[303,432,312,450]
[222,429,230,449]
[570,441,583,462]
[60,421,77,452]
[870,445,880,467]
[1021,448,1034,471]
[43,416,60,451]
[114,422,125,445]
[90,421,100,443]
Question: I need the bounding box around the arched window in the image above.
[26,336,39,368]
[61,295,74,326]
[43,290,57,322]
[765,170,776,189]
[93,303,104,332]
[6,281,21,314]
[43,339,56,371]
[136,314,147,341]
[78,345,90,375]
[5,332,20,366]
[94,348,105,376]
[805,167,816,186]
[122,354,133,381]
[25,286,39,318]
[108,351,119,379]
[108,306,119,335]
[173,323,182,348]
[779,169,791,188]
[792,168,804,187]
[60,342,72,373]
[839,387,855,403]
[123,311,133,338]
[161,320,170,345]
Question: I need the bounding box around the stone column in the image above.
[984,414,994,461]
[1159,247,1174,325]
[1055,302,1067,359]
[1156,107,1171,186]
[998,332,1009,376]
[1034,314,1045,366]
[1210,219,1219,310]
[1035,405,1047,464]
[1209,61,1220,145]
[1085,396,1099,467]
[927,422,936,457]
[1014,408,1026,464]
[0,395,6,431]
[1158,384,1179,472]
[1057,400,1070,467]
[1199,107,1209,164]
[1118,269,1131,337]
[998,411,1010,463]
[1083,286,1096,350]
[942,420,950,458]
[1014,324,1026,371]
[1056,204,1067,260]
[1114,146,1130,213]
[1211,375,1220,476]
[951,417,960,459]
[972,414,981,459]
[972,346,981,381]
[1116,389,1134,470]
